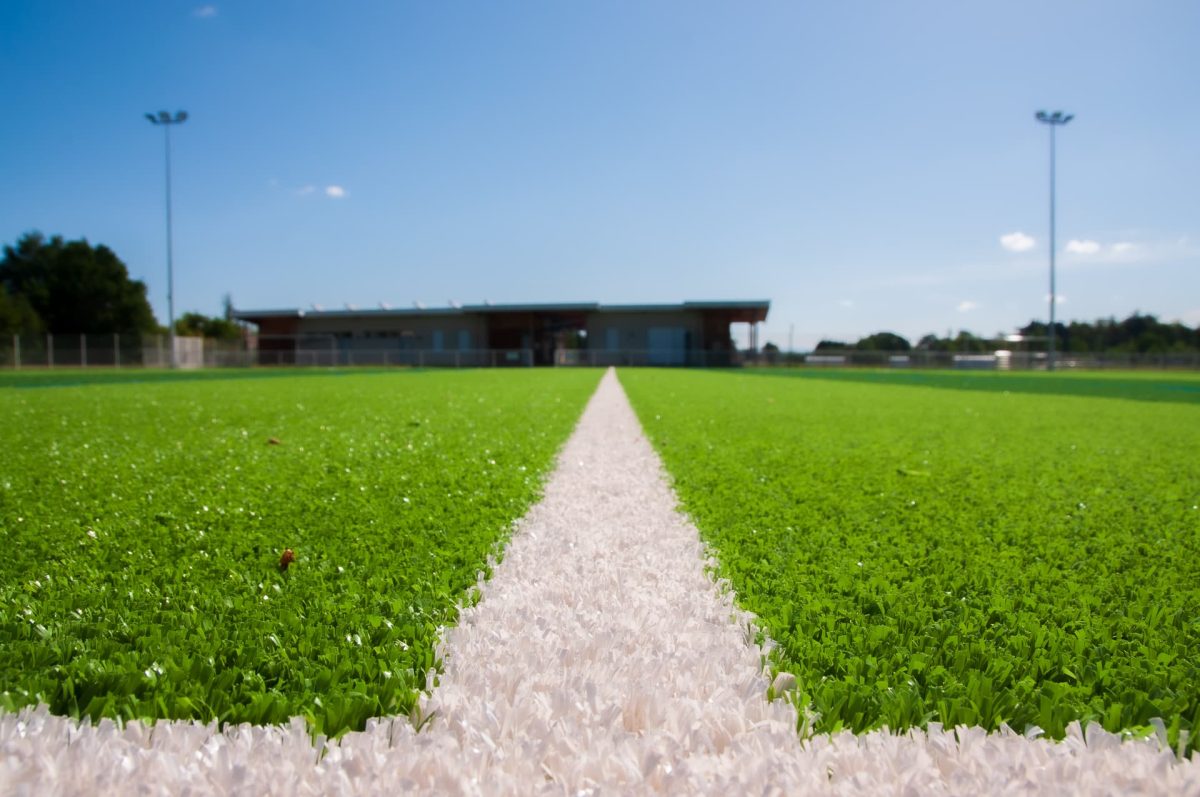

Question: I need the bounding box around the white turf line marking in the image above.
[1,369,1196,795]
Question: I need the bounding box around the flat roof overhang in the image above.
[462,302,599,314]
[234,300,769,325]
[233,307,466,323]
[682,301,769,323]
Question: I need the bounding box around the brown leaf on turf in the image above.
[279,548,295,571]
[268,437,282,445]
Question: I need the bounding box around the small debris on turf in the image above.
[279,548,295,571]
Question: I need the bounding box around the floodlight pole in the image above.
[146,110,188,368]
[1035,110,1072,371]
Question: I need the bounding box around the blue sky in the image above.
[2,1,1197,350]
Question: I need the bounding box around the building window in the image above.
[457,330,471,351]
[606,328,619,351]
[648,327,687,365]
[432,330,444,351]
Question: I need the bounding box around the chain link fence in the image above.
[2,333,1198,370]
[752,349,1200,369]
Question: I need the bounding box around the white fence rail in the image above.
[2,334,1199,370]
[754,349,1200,369]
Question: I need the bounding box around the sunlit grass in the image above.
[0,369,601,736]
[622,368,1200,752]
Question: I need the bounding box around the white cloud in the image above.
[192,5,218,18]
[1065,239,1101,255]
[956,300,978,313]
[295,184,347,199]
[1091,236,1195,265]
[1056,236,1200,267]
[1000,231,1036,252]
[838,299,854,308]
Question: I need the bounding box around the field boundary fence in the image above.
[2,333,1198,370]
[752,349,1200,370]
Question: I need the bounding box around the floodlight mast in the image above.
[145,110,188,368]
[1035,110,1073,371]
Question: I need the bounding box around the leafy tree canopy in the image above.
[907,313,1200,354]
[913,330,995,353]
[1020,313,1199,354]
[855,331,911,352]
[0,231,159,334]
[0,284,43,335]
[174,311,244,341]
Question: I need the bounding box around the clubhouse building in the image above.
[232,300,769,367]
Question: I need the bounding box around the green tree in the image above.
[0,284,43,334]
[0,232,159,334]
[917,315,1200,355]
[174,311,244,341]
[951,330,991,353]
[855,331,911,351]
[1019,313,1200,354]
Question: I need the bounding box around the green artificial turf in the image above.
[621,368,1200,752]
[0,366,392,390]
[745,366,1200,405]
[0,368,600,736]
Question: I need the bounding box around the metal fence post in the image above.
[80,333,87,368]
[114,333,120,367]
[12,335,19,370]
[47,333,54,368]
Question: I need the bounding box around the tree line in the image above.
[1,232,240,339]
[813,314,1200,354]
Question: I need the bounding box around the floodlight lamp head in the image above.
[1035,109,1073,126]
[176,111,188,123]
[145,113,159,124]
[157,111,172,123]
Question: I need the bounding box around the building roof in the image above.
[233,300,770,324]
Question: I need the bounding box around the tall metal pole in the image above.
[1048,121,1056,371]
[1035,110,1072,371]
[164,121,175,368]
[146,111,188,368]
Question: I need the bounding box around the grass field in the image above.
[0,368,601,736]
[621,368,1200,752]
[745,366,1200,405]
[4,365,1199,754]
[0,366,393,390]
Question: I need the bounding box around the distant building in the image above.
[232,300,769,366]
